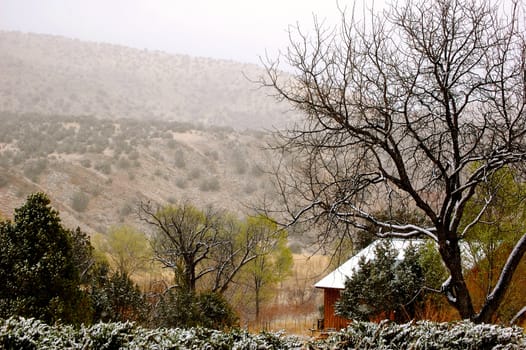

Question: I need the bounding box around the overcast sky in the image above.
[0,0,380,64]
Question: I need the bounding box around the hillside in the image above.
[0,112,279,236]
[0,31,304,236]
[0,31,291,130]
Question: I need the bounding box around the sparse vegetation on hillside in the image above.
[0,112,278,236]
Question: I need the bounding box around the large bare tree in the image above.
[140,202,280,294]
[262,0,526,323]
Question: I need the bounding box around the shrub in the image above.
[95,161,112,175]
[336,240,425,322]
[175,178,187,189]
[2,317,522,349]
[250,164,265,177]
[22,158,48,182]
[189,168,201,180]
[196,292,239,330]
[0,317,305,349]
[307,320,526,349]
[128,150,139,161]
[174,151,186,168]
[205,150,219,161]
[152,290,238,330]
[80,159,92,168]
[243,183,257,195]
[117,156,130,169]
[71,191,90,212]
[153,289,200,328]
[89,268,148,324]
[0,194,86,324]
[198,177,220,192]
[0,174,8,188]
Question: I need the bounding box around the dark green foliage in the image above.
[231,149,248,175]
[196,292,239,330]
[335,241,425,322]
[119,203,133,217]
[418,241,448,290]
[153,289,238,330]
[70,227,95,285]
[175,178,187,189]
[89,264,148,324]
[0,193,85,324]
[154,289,200,328]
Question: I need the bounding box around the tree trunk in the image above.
[439,237,475,319]
[473,233,526,323]
[255,288,260,322]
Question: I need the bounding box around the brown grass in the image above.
[244,254,329,335]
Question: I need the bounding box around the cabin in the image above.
[314,239,423,330]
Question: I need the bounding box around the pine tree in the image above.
[335,241,425,322]
[0,193,84,323]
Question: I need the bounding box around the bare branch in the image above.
[261,0,526,322]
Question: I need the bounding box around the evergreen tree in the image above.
[0,193,85,323]
[88,261,147,324]
[335,241,425,322]
[153,289,238,330]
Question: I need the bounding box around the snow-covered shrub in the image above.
[0,317,80,349]
[80,321,135,349]
[0,317,304,349]
[307,319,526,349]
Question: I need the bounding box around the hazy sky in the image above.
[0,0,375,64]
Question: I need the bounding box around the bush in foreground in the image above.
[0,317,524,349]
[307,320,526,350]
[0,317,304,349]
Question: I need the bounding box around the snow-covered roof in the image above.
[314,239,424,290]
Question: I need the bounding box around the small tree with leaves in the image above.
[237,216,293,321]
[95,225,152,277]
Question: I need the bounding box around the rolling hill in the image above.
[0,32,299,239]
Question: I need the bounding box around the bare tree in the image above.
[139,202,280,294]
[261,0,526,323]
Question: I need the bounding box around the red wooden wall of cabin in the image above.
[323,288,350,330]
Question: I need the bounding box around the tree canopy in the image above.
[236,215,293,321]
[262,0,526,323]
[335,240,425,322]
[94,225,152,277]
[140,202,285,295]
[0,193,85,323]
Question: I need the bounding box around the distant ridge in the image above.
[0,31,290,130]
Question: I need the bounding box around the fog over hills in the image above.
[0,31,291,130]
[0,32,305,244]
